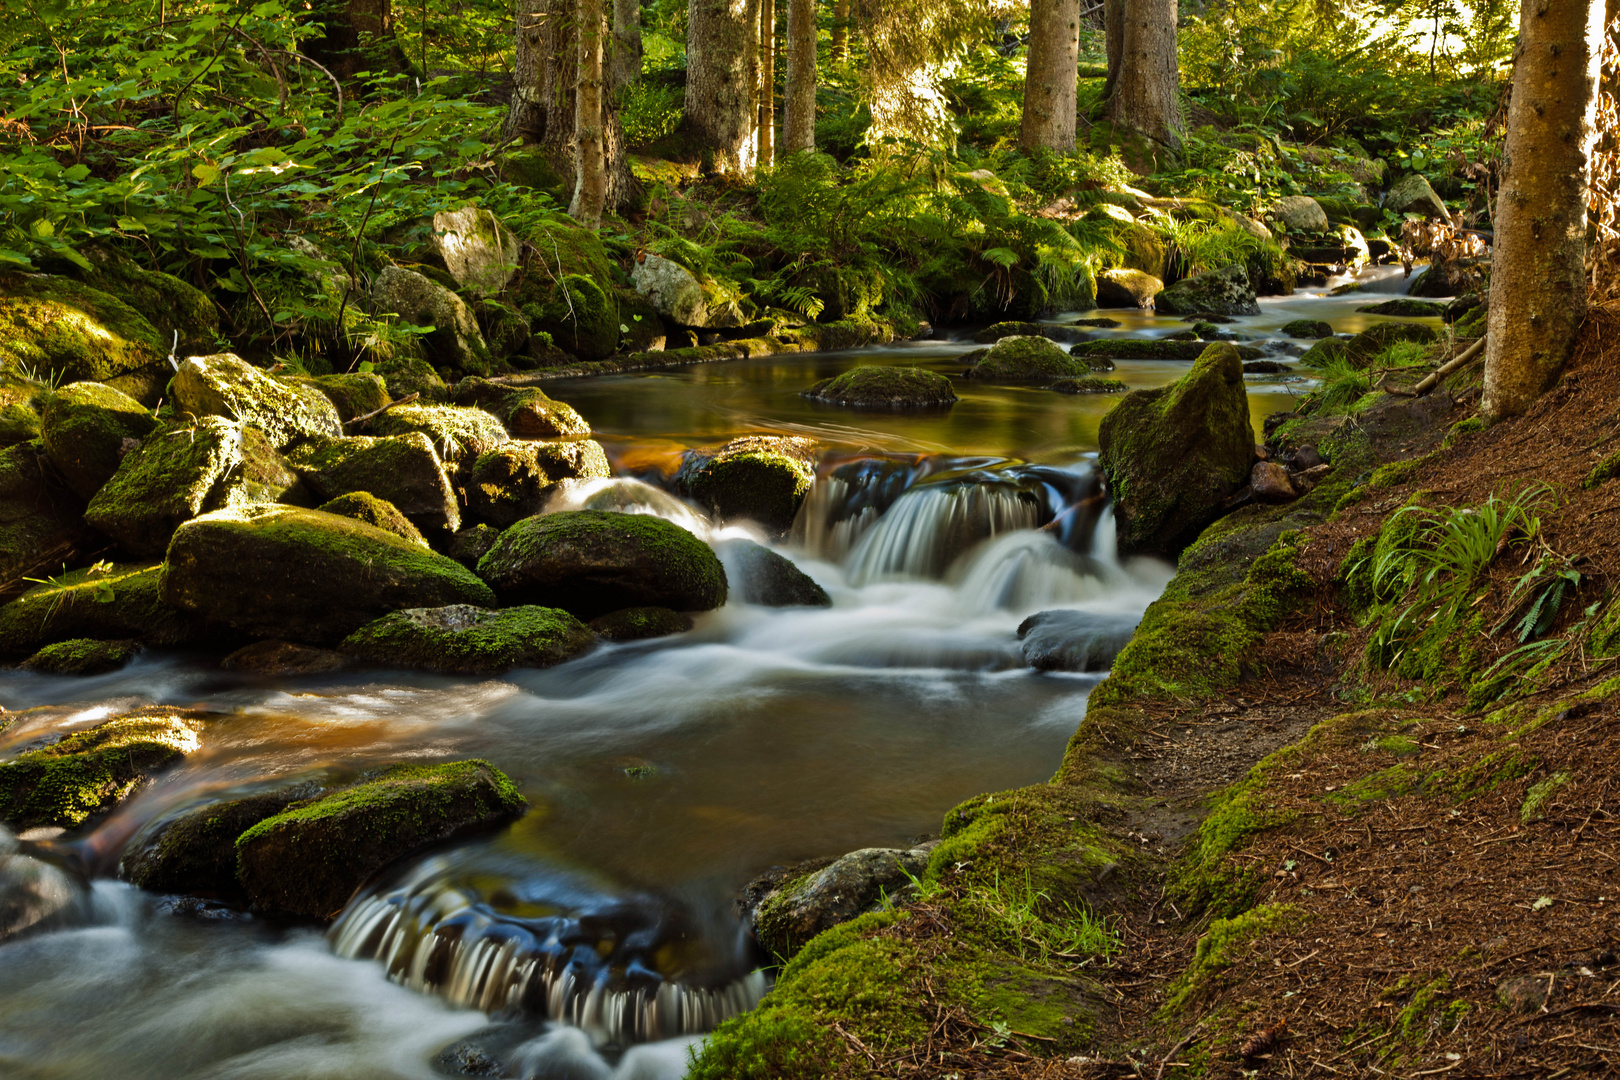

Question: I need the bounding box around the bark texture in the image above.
[573,0,608,228]
[1100,0,1124,101]
[685,0,761,174]
[1020,0,1081,152]
[758,0,776,166]
[1483,0,1606,421]
[783,0,817,153]
[831,0,850,62]
[1106,0,1182,171]
[612,0,643,90]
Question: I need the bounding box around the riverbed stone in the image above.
[588,606,694,641]
[235,760,528,920]
[432,206,520,298]
[1386,173,1451,222]
[122,783,320,896]
[316,492,429,547]
[0,442,91,594]
[0,830,82,942]
[1098,342,1255,557]
[802,366,957,410]
[632,253,709,327]
[716,539,831,607]
[967,336,1088,382]
[1268,195,1329,234]
[0,711,203,831]
[1071,339,1265,362]
[288,433,461,541]
[466,439,612,529]
[161,505,496,645]
[1251,460,1297,502]
[477,509,727,619]
[752,845,932,961]
[172,353,343,449]
[1095,268,1163,308]
[527,274,620,362]
[339,604,596,675]
[21,637,142,675]
[0,562,207,656]
[369,266,493,376]
[368,403,510,471]
[0,271,168,384]
[1280,319,1333,339]
[676,435,819,536]
[1017,610,1140,672]
[39,381,159,500]
[220,640,351,676]
[1154,263,1261,317]
[286,372,391,423]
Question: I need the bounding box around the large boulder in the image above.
[368,403,509,471]
[0,271,167,385]
[1386,173,1451,223]
[477,509,727,619]
[39,381,159,500]
[317,492,429,547]
[160,505,497,644]
[0,371,45,448]
[0,562,206,657]
[0,711,202,831]
[1095,268,1163,308]
[0,442,90,590]
[1154,263,1261,317]
[752,846,932,961]
[676,435,819,536]
[967,336,1089,382]
[288,433,461,541]
[527,273,620,361]
[1098,342,1255,557]
[631,253,709,327]
[465,439,612,529]
[452,378,593,438]
[339,604,596,674]
[71,247,220,356]
[801,366,957,410]
[1017,610,1139,672]
[172,353,343,449]
[84,417,307,558]
[431,206,519,297]
[285,372,391,423]
[122,784,318,896]
[716,539,831,607]
[235,760,527,920]
[1268,195,1329,234]
[369,266,493,376]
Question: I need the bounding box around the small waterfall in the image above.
[790,456,924,561]
[0,827,88,942]
[542,478,714,538]
[330,860,767,1047]
[954,532,1115,614]
[1092,505,1118,567]
[843,483,1042,583]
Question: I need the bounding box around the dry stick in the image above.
[1155,1024,1205,1080]
[346,392,419,428]
[1415,334,1488,396]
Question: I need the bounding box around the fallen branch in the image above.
[1415,334,1487,396]
[346,392,419,428]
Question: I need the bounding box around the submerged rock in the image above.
[1153,263,1260,317]
[676,435,819,536]
[235,760,527,920]
[289,433,461,542]
[967,336,1089,382]
[1098,342,1255,557]
[316,492,429,547]
[172,353,343,449]
[161,505,496,645]
[0,562,206,657]
[221,639,352,676]
[716,538,831,607]
[39,381,159,500]
[1017,610,1140,672]
[122,784,319,896]
[477,509,727,619]
[339,604,596,675]
[588,606,694,641]
[802,366,957,410]
[751,845,932,961]
[21,638,142,675]
[465,439,612,530]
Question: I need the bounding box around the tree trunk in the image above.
[573,0,607,228]
[1482,0,1606,421]
[831,0,850,62]
[685,0,761,174]
[612,0,643,90]
[783,0,817,153]
[759,0,775,166]
[1100,0,1124,101]
[1106,0,1181,171]
[303,0,411,84]
[1020,0,1081,152]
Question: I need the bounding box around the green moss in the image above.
[287,372,391,422]
[0,271,167,383]
[288,432,460,539]
[316,492,428,547]
[526,273,620,362]
[1443,417,1485,449]
[971,321,1046,344]
[1280,319,1334,339]
[0,561,203,655]
[1070,339,1264,361]
[338,603,596,674]
[22,637,141,675]
[0,711,201,830]
[1520,771,1571,822]
[493,388,592,438]
[1430,748,1539,803]
[39,380,159,500]
[1356,299,1447,318]
[71,247,220,353]
[1584,450,1620,491]
[369,403,509,468]
[802,365,957,409]
[1325,762,1421,809]
[1162,904,1305,1014]
[968,336,1089,382]
[685,450,814,534]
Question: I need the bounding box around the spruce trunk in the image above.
[831,0,850,62]
[573,0,608,228]
[759,0,776,166]
[1107,0,1182,171]
[1483,0,1606,420]
[1020,0,1081,152]
[783,0,817,153]
[1101,0,1124,101]
[612,0,642,90]
[686,0,761,174]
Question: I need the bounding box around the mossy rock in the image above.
[21,637,142,675]
[368,403,510,470]
[317,492,429,547]
[519,217,616,289]
[368,265,493,377]
[369,353,449,402]
[70,247,220,356]
[676,435,819,536]
[161,505,496,645]
[1342,321,1439,367]
[588,606,694,641]
[716,538,831,607]
[1356,299,1447,318]
[173,353,343,449]
[1095,268,1163,308]
[967,336,1089,383]
[1051,376,1127,394]
[0,711,202,831]
[526,273,620,362]
[465,439,612,529]
[477,509,727,619]
[474,297,531,361]
[493,389,592,439]
[286,372,391,422]
[1154,263,1261,317]
[0,561,207,656]
[288,433,461,541]
[38,380,158,501]
[499,148,572,204]
[802,366,957,410]
[1280,319,1334,339]
[614,288,665,353]
[1070,338,1265,362]
[1098,343,1255,557]
[235,759,527,920]
[970,321,1047,344]
[84,417,307,558]
[448,524,501,569]
[220,640,351,676]
[339,603,596,674]
[0,370,45,448]
[122,783,319,896]
[0,441,91,590]
[0,271,167,383]
[753,846,930,962]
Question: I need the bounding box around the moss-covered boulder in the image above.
[716,539,831,607]
[1355,298,1447,318]
[1279,319,1333,339]
[477,509,727,619]
[454,380,594,439]
[1095,268,1163,308]
[317,492,428,547]
[752,846,931,962]
[1098,342,1255,557]
[172,353,343,449]
[286,372,391,422]
[466,439,612,529]
[85,418,307,557]
[630,253,709,327]
[0,562,207,657]
[71,247,220,356]
[0,711,202,831]
[588,606,694,641]
[1298,336,1348,368]
[235,760,527,920]
[1303,321,1438,370]
[0,271,167,383]
[38,381,159,499]
[448,524,501,569]
[967,321,1088,345]
[802,366,957,410]
[161,505,497,645]
[526,273,620,362]
[676,435,818,536]
[0,370,45,448]
[1051,376,1128,394]
[1386,172,1451,222]
[1154,263,1261,317]
[476,298,531,361]
[0,441,90,590]
[369,353,449,402]
[368,403,509,471]
[122,784,318,896]
[288,433,460,541]
[368,265,493,376]
[339,604,596,674]
[21,637,142,675]
[967,336,1089,382]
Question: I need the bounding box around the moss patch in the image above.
[1163,904,1306,1014]
[802,365,957,409]
[316,492,429,547]
[21,637,142,675]
[338,603,596,674]
[0,711,201,830]
[0,271,167,383]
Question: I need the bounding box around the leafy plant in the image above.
[965,870,1120,963]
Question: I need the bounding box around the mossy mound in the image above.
[1070,338,1265,362]
[1154,262,1261,317]
[20,637,142,675]
[122,784,317,896]
[289,433,461,541]
[1279,319,1334,339]
[526,273,620,362]
[970,321,1046,344]
[588,606,695,641]
[235,760,527,919]
[0,561,206,656]
[287,372,391,422]
[966,335,1088,382]
[172,353,343,449]
[466,439,612,529]
[368,403,510,470]
[340,603,596,675]
[676,435,819,536]
[316,492,429,547]
[0,711,202,831]
[70,247,220,355]
[477,509,727,619]
[498,389,592,438]
[0,271,167,383]
[802,366,957,410]
[1355,298,1447,318]
[0,441,91,588]
[1098,343,1255,557]
[39,381,159,500]
[161,505,496,645]
[717,539,832,607]
[1051,377,1128,394]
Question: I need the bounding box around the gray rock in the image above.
[1154,263,1261,317]
[717,539,831,607]
[369,266,492,375]
[172,353,343,449]
[1017,610,1138,672]
[1386,173,1451,223]
[1269,195,1329,234]
[631,253,709,327]
[752,845,933,960]
[431,206,519,298]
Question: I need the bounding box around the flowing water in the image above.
[0,268,1439,1079]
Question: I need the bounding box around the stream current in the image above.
[0,268,1437,1079]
